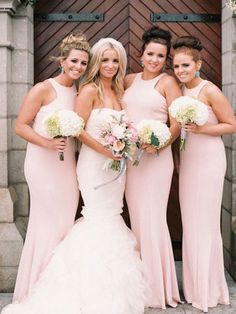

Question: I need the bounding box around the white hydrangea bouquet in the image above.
[169,95,209,150]
[43,109,84,160]
[133,119,172,166]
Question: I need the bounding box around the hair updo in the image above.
[141,25,172,58]
[172,36,202,62]
[50,32,90,62]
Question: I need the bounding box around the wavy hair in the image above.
[79,38,127,104]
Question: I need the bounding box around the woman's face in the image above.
[61,48,89,80]
[173,52,201,84]
[142,42,167,74]
[99,48,119,79]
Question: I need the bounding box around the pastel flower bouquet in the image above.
[94,113,138,190]
[169,95,209,150]
[43,109,84,160]
[133,119,172,166]
[100,113,139,171]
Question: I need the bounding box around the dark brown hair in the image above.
[141,25,172,59]
[172,36,202,62]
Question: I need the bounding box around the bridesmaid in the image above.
[122,25,181,308]
[13,33,90,301]
[172,36,236,312]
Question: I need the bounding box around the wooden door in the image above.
[34,0,221,259]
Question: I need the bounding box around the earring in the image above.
[141,61,144,68]
[60,66,64,74]
[195,70,200,77]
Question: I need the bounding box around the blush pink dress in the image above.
[180,80,229,312]
[13,78,79,302]
[123,72,180,309]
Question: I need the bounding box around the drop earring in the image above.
[141,60,144,68]
[195,70,200,77]
[60,66,64,74]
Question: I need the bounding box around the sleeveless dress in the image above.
[123,73,180,308]
[13,78,79,302]
[2,108,146,314]
[180,80,230,312]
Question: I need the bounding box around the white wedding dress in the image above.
[2,108,146,314]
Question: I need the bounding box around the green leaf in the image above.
[151,133,160,147]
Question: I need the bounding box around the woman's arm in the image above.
[143,75,182,154]
[15,82,66,152]
[75,84,120,160]
[163,75,182,142]
[185,83,236,136]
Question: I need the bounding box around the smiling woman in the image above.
[11,32,90,303]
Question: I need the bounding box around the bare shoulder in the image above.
[79,83,97,95]
[202,81,221,96]
[124,73,137,89]
[160,74,178,86]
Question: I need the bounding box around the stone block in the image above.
[14,183,29,217]
[0,223,23,265]
[222,51,232,85]
[15,2,33,22]
[225,147,232,180]
[0,83,8,118]
[0,266,18,292]
[9,118,27,150]
[8,150,25,184]
[222,19,232,53]
[9,83,31,116]
[223,134,232,149]
[12,50,33,84]
[13,17,33,53]
[0,12,12,43]
[222,178,232,212]
[0,152,8,186]
[222,4,234,23]
[0,47,11,82]
[233,183,236,216]
[0,187,17,222]
[222,209,232,251]
[0,118,7,152]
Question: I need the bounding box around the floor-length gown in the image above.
[13,78,79,301]
[179,80,229,312]
[2,108,146,314]
[123,73,180,308]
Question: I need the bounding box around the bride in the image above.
[2,38,146,314]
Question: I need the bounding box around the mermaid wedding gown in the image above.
[2,108,146,314]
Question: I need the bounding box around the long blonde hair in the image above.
[79,38,127,104]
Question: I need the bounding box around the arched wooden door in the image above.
[34,0,221,259]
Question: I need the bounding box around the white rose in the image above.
[111,125,126,139]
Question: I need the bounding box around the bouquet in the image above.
[43,109,84,160]
[169,95,209,150]
[100,113,138,171]
[133,119,172,166]
[94,113,138,190]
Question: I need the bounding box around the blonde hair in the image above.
[50,32,90,62]
[80,38,127,104]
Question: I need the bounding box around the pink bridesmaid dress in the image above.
[123,72,180,308]
[180,80,229,312]
[13,78,79,301]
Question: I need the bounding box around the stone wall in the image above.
[222,0,236,280]
[0,0,33,292]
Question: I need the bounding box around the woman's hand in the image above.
[141,144,157,154]
[102,147,122,160]
[183,123,201,133]
[46,137,67,152]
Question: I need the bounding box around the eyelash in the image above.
[147,53,164,58]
